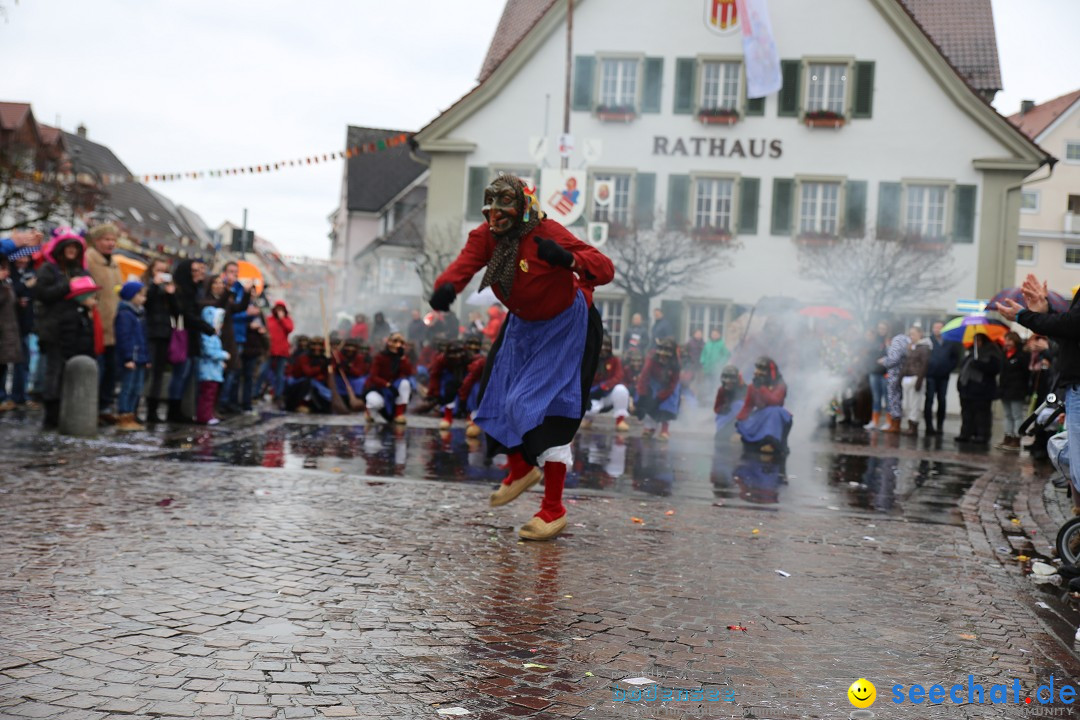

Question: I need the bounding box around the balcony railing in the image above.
[1065,212,1080,234]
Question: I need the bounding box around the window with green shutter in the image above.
[852,61,875,119]
[572,56,596,111]
[674,58,696,114]
[634,172,656,229]
[844,180,867,237]
[745,97,765,116]
[771,178,794,235]
[953,185,977,243]
[777,60,801,117]
[738,177,760,235]
[667,174,691,230]
[876,181,902,240]
[641,58,664,113]
[466,166,490,221]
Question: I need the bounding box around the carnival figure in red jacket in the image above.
[735,356,793,455]
[634,338,682,440]
[583,334,630,432]
[429,173,614,541]
[459,334,486,439]
[363,332,414,424]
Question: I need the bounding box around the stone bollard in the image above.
[59,355,99,438]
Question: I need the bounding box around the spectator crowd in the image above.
[0,226,1060,456]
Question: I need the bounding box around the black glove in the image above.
[429,283,456,312]
[534,237,574,268]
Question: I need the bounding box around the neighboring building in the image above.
[1009,90,1080,295]
[0,101,85,230]
[413,0,1048,345]
[329,126,428,311]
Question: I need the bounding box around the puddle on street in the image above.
[161,423,985,525]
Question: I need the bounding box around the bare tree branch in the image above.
[603,208,739,310]
[415,219,464,297]
[797,232,961,329]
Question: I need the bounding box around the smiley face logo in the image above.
[847,678,876,708]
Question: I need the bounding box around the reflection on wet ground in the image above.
[162,423,986,526]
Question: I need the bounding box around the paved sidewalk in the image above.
[0,417,1078,719]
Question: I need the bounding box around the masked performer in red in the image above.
[429,174,613,540]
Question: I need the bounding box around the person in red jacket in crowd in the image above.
[363,332,413,424]
[265,300,294,401]
[482,304,505,344]
[582,334,630,432]
[426,340,472,429]
[429,173,614,541]
[329,337,370,401]
[349,313,369,340]
[634,338,682,440]
[459,334,486,438]
[735,356,793,455]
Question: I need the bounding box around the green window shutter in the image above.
[844,180,867,237]
[667,174,691,230]
[572,56,596,111]
[738,177,760,235]
[770,178,794,236]
[634,172,656,229]
[674,58,696,114]
[876,181,902,240]
[641,58,664,113]
[852,61,875,119]
[778,60,801,117]
[745,97,765,116]
[466,166,489,222]
[953,184,977,244]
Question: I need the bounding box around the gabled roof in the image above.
[476,0,1002,94]
[61,129,199,248]
[345,126,427,213]
[895,0,1001,94]
[1008,89,1080,141]
[0,102,32,132]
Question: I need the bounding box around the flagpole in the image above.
[562,0,573,171]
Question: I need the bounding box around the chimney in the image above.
[1020,100,1035,116]
[76,123,87,138]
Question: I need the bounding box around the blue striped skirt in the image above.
[474,291,588,449]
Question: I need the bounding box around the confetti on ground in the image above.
[751,529,760,535]
[775,570,791,577]
[585,671,594,677]
[156,498,173,507]
[1011,518,1021,525]
[522,663,548,669]
[1017,555,1030,562]
[665,510,675,516]
[958,633,977,640]
[436,708,471,716]
[863,536,876,542]
[631,517,645,524]
[727,625,748,632]
[623,677,656,685]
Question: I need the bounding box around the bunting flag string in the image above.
[12,132,412,186]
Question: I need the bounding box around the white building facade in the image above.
[1010,90,1080,296]
[415,0,1048,346]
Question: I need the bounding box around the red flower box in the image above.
[596,106,637,123]
[698,109,740,125]
[804,111,845,129]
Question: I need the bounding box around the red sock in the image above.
[615,415,625,425]
[443,407,453,422]
[661,421,670,434]
[503,451,533,485]
[537,462,566,522]
[394,404,406,418]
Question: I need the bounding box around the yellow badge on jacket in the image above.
[520,259,529,273]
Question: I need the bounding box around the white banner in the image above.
[737,0,782,99]
[540,169,587,226]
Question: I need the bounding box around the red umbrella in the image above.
[798,305,853,320]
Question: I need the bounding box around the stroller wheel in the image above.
[1056,518,1080,565]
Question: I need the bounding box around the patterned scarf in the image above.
[479,176,542,298]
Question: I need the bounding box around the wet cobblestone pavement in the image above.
[2,409,1080,719]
